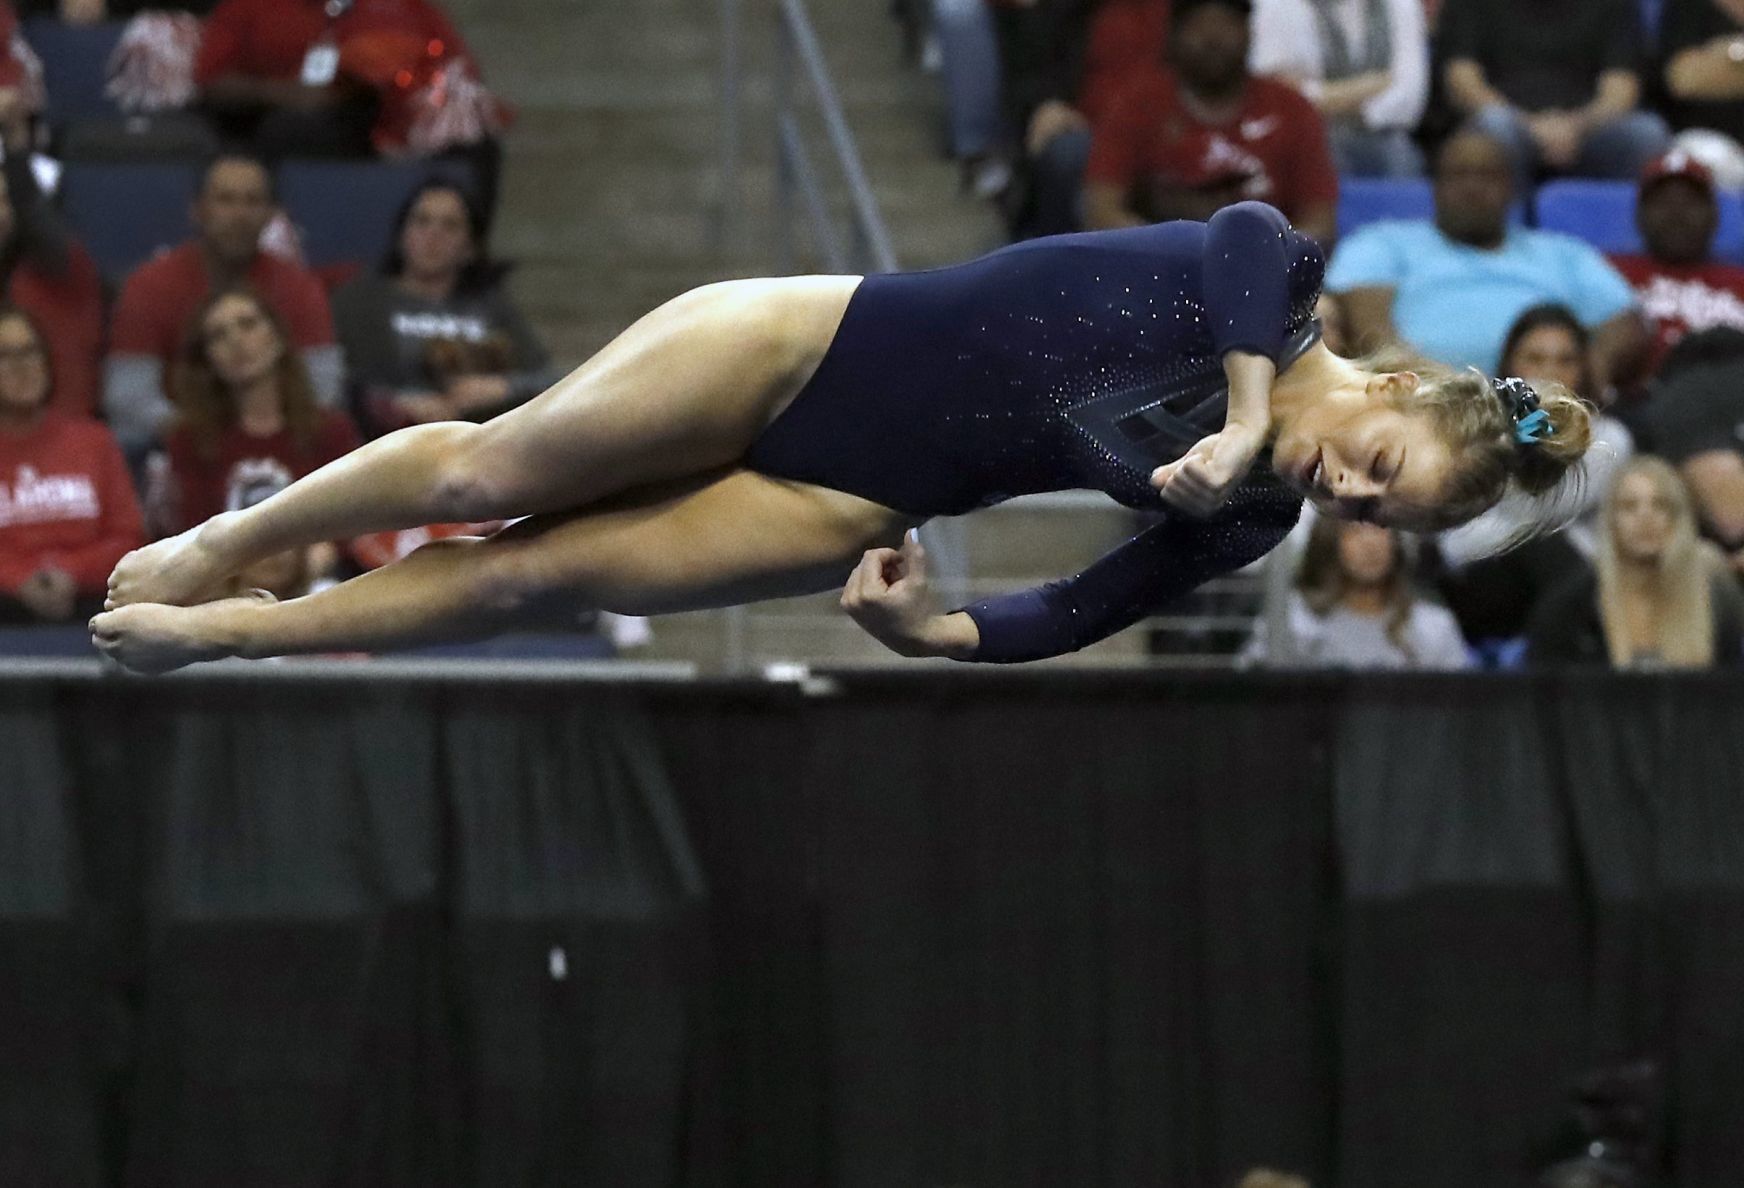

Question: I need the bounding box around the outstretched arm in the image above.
[845,487,1303,663]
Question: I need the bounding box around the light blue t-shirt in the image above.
[1324,220,1637,372]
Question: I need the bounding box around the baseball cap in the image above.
[1640,149,1715,196]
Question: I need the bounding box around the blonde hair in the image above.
[1347,344,1594,531]
[1596,456,1720,668]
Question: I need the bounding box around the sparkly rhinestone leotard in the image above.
[744,201,1325,662]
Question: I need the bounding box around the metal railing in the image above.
[772,0,899,274]
[715,0,897,275]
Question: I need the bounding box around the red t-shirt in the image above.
[110,242,336,367]
[0,414,144,595]
[1086,70,1339,225]
[9,240,105,420]
[1080,0,1170,123]
[1610,254,1744,373]
[165,408,359,530]
[194,0,471,85]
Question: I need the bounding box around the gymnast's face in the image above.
[201,294,285,391]
[1272,374,1457,530]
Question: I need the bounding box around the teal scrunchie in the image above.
[1514,408,1551,444]
[1492,376,1553,447]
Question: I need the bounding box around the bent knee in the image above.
[423,424,526,522]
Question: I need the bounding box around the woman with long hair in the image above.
[162,287,360,594]
[1527,456,1744,667]
[1242,512,1471,667]
[333,178,559,435]
[92,202,1592,673]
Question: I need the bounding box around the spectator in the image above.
[1326,130,1646,386]
[1436,304,1633,648]
[1527,455,1744,666]
[1440,0,1669,193]
[0,90,104,420]
[193,0,503,215]
[1080,0,1169,122]
[1084,0,1340,241]
[1608,149,1744,376]
[1249,0,1431,176]
[104,153,340,460]
[1639,326,1744,569]
[332,179,558,436]
[160,288,357,592]
[0,306,143,625]
[1242,513,1473,668]
[929,0,1019,202]
[991,0,1100,237]
[1661,0,1744,157]
[163,286,356,529]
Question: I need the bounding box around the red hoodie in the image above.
[0,414,144,595]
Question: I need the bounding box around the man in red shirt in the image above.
[1608,150,1744,379]
[1082,0,1338,242]
[102,154,340,459]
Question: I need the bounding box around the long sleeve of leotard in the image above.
[1203,201,1296,363]
[959,483,1303,663]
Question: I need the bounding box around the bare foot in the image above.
[89,593,273,674]
[106,521,235,609]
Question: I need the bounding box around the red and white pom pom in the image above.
[105,13,202,114]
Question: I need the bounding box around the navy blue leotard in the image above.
[743,201,1324,662]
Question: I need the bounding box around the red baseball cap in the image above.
[1641,149,1715,195]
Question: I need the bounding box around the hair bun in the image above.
[1505,380,1592,496]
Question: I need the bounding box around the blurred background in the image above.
[0,0,1741,1184]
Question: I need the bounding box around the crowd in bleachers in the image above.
[915,0,1744,670]
[0,0,623,653]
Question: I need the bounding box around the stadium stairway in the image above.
[445,0,1153,669]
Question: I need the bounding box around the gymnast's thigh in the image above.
[486,467,916,615]
[470,276,861,513]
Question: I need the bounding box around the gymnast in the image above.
[90,201,1591,672]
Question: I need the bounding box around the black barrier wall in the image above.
[0,668,1740,1187]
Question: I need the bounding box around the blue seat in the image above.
[1535,177,1744,262]
[277,158,480,268]
[22,18,125,129]
[59,160,199,281]
[1533,180,1640,253]
[1337,178,1434,238]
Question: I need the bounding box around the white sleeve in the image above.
[1362,0,1429,131]
[1249,0,1321,86]
[1414,605,1476,670]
